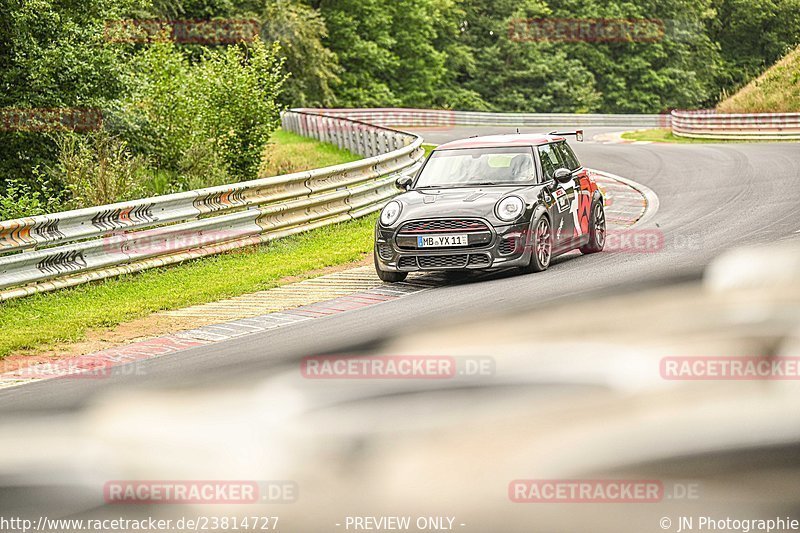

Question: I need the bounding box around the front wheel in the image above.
[374,254,408,283]
[520,214,552,274]
[580,201,606,254]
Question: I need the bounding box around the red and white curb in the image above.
[0,279,436,389]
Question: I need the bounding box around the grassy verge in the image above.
[0,130,375,360]
[717,46,800,113]
[620,128,788,144]
[261,129,361,176]
[0,214,377,358]
[422,143,437,156]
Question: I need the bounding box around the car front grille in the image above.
[396,218,493,250]
[417,255,469,269]
[398,257,417,269]
[398,254,492,270]
[468,254,491,266]
[498,236,518,255]
[377,243,394,260]
[399,219,490,234]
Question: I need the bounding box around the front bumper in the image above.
[374,219,532,272]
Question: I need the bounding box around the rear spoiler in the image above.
[548,130,584,142]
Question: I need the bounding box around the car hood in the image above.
[396,185,536,222]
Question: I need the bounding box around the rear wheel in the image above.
[580,201,606,254]
[374,253,408,283]
[520,214,552,274]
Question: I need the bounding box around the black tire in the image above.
[374,253,408,283]
[580,201,606,254]
[520,213,552,274]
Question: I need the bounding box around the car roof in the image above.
[435,133,565,150]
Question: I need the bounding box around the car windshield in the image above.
[415,147,536,188]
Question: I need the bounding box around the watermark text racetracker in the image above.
[104,19,260,44]
[509,479,700,503]
[661,357,800,380]
[0,108,102,132]
[2,355,147,381]
[104,480,297,504]
[509,18,704,43]
[506,229,703,254]
[301,355,495,380]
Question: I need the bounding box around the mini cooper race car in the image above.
[374,132,606,282]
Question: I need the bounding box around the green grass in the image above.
[0,130,374,359]
[718,46,800,113]
[422,143,437,156]
[620,128,783,144]
[261,129,361,176]
[0,214,378,358]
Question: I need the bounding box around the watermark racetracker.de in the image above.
[509,18,665,43]
[104,480,297,504]
[305,109,458,131]
[661,356,800,380]
[502,228,703,255]
[301,355,495,380]
[509,479,701,503]
[509,18,704,43]
[0,108,102,132]
[3,355,146,381]
[104,19,260,44]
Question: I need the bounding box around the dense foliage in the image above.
[0,0,287,218]
[1,0,798,218]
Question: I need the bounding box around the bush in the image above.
[118,37,287,188]
[119,40,197,171]
[55,132,149,208]
[191,39,287,179]
[175,137,231,191]
[0,177,63,221]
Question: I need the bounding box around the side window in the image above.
[538,144,563,181]
[555,142,581,170]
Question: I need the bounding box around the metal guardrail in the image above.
[306,108,800,140]
[671,110,800,140]
[0,110,424,300]
[300,108,671,128]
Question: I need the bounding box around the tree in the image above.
[258,0,340,107]
[709,0,800,92]
[0,0,141,192]
[458,0,603,112]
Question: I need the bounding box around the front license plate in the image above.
[417,234,469,248]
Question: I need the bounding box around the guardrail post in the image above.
[344,122,353,153]
[367,128,376,157]
[322,116,331,145]
[351,125,360,156]
[358,128,366,156]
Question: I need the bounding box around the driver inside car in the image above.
[509,153,535,182]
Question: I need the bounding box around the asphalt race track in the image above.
[1,125,799,413]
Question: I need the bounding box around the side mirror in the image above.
[554,168,573,184]
[395,175,413,191]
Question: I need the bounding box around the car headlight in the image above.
[380,200,403,226]
[495,196,525,222]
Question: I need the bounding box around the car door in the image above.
[553,141,593,241]
[538,143,576,247]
